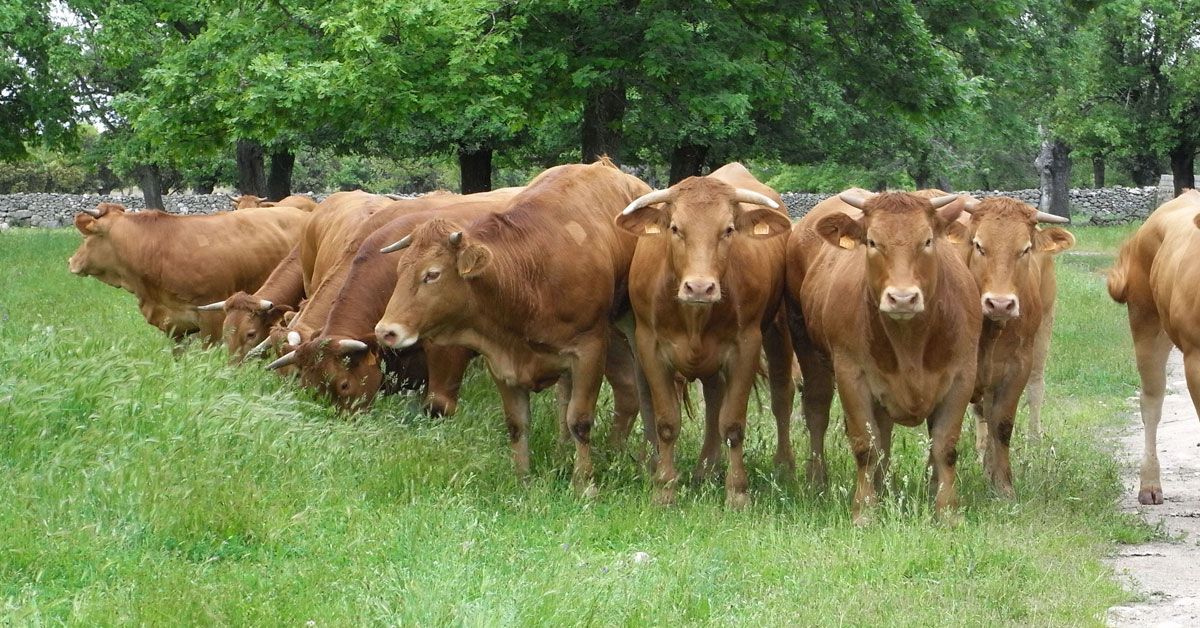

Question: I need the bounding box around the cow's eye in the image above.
[924,238,933,248]
[422,268,441,284]
[723,225,735,238]
[1021,244,1032,256]
[670,224,680,236]
[866,239,876,248]
[339,381,351,393]
[974,241,985,255]
[246,329,257,339]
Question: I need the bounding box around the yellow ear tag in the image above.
[838,235,857,250]
[753,223,770,236]
[645,224,661,234]
[364,351,378,366]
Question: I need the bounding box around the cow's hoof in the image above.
[1138,486,1164,505]
[725,491,750,510]
[851,509,875,527]
[805,461,828,490]
[936,508,963,527]
[652,487,676,507]
[575,482,599,500]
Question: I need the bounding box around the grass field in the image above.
[0,226,1151,625]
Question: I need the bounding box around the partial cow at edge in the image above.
[1108,188,1200,506]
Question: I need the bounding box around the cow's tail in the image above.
[677,376,696,422]
[1107,241,1133,304]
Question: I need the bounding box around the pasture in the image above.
[0,224,1153,625]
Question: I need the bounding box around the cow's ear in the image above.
[1193,214,1200,230]
[1036,227,1075,254]
[74,213,98,235]
[457,244,492,278]
[615,205,670,237]
[943,219,969,245]
[735,208,792,239]
[816,213,864,250]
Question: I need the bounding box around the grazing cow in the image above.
[200,191,394,360]
[267,189,522,413]
[1108,189,1200,505]
[69,203,307,344]
[785,190,980,524]
[615,163,794,508]
[374,161,652,493]
[956,196,1073,497]
[229,194,318,212]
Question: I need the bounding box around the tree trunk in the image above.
[457,145,492,194]
[935,175,952,192]
[138,164,165,210]
[1169,146,1195,198]
[909,149,932,189]
[1092,156,1105,188]
[235,139,266,195]
[668,144,708,185]
[581,82,627,164]
[1129,154,1159,186]
[1035,135,1071,220]
[192,178,215,195]
[267,148,295,200]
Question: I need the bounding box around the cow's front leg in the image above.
[720,333,765,510]
[495,379,533,479]
[565,335,608,498]
[635,326,682,504]
[928,375,971,524]
[834,362,882,525]
[693,373,724,483]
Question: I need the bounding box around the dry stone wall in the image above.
[0,185,1163,230]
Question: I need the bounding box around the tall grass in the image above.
[0,228,1148,625]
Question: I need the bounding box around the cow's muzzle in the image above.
[678,277,721,304]
[880,286,924,319]
[375,323,419,349]
[982,292,1020,321]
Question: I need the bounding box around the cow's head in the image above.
[962,197,1074,321]
[616,178,790,304]
[69,203,130,286]
[198,291,295,362]
[374,219,482,350]
[817,191,967,320]
[229,194,267,210]
[266,335,383,411]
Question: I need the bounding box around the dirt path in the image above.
[1107,349,1200,626]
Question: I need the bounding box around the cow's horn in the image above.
[265,351,297,370]
[621,189,675,215]
[256,196,268,202]
[929,194,960,209]
[385,193,404,200]
[1035,210,1070,224]
[838,192,874,209]
[731,189,780,209]
[227,195,238,202]
[336,339,369,354]
[197,300,226,311]
[380,235,412,254]
[286,331,302,346]
[961,198,981,213]
[258,299,273,311]
[245,338,273,358]
[80,207,103,218]
[449,231,463,247]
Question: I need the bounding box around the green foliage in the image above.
[0,0,77,158]
[753,162,916,193]
[0,147,95,194]
[0,225,1153,625]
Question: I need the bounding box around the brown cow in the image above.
[69,203,307,344]
[616,163,794,508]
[267,189,522,413]
[956,196,1074,497]
[200,191,394,360]
[786,190,980,524]
[1108,189,1200,505]
[229,193,318,212]
[374,161,652,493]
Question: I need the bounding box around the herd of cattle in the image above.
[66,158,1199,523]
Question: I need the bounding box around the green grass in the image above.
[0,227,1151,625]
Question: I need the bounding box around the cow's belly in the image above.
[484,349,569,391]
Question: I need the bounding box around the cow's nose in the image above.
[680,278,720,303]
[881,287,924,316]
[982,294,1019,319]
[886,289,920,306]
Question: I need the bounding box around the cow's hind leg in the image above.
[1024,305,1054,438]
[763,318,797,479]
[603,332,641,449]
[1131,310,1172,505]
[565,336,609,498]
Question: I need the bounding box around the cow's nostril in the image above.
[704,284,715,295]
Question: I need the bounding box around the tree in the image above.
[0,0,77,159]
